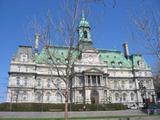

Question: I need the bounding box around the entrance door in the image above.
[91,90,99,104]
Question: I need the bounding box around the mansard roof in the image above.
[35,46,79,64]
[13,45,33,61]
[35,46,151,70]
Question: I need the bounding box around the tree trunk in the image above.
[64,94,68,120]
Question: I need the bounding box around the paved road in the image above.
[0,110,147,118]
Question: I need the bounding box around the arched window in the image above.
[36,92,42,102]
[84,31,88,38]
[23,91,28,101]
[130,93,134,101]
[115,93,119,101]
[17,79,20,86]
[122,93,127,101]
[121,81,125,88]
[16,76,20,86]
[47,79,51,87]
[55,79,61,90]
[55,92,62,103]
[24,77,28,86]
[37,78,41,87]
[46,92,51,101]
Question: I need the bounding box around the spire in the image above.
[34,32,39,54]
[82,9,85,21]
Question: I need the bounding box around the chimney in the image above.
[34,33,39,54]
[123,42,129,58]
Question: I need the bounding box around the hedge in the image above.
[0,103,127,111]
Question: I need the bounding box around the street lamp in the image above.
[138,80,146,107]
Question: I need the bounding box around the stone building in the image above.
[7,14,155,108]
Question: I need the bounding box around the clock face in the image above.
[81,52,99,64]
[87,57,92,62]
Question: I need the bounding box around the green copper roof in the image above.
[35,47,150,70]
[130,54,151,70]
[35,46,79,64]
[98,49,132,68]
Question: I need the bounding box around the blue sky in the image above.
[0,0,159,102]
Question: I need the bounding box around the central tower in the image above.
[77,12,93,51]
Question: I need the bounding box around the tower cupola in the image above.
[77,11,92,50]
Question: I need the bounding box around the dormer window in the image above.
[137,60,143,67]
[118,61,122,66]
[56,58,60,63]
[84,31,88,38]
[20,53,28,62]
[111,61,115,65]
[104,61,108,64]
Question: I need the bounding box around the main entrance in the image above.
[90,90,99,104]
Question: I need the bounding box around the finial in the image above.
[82,9,85,20]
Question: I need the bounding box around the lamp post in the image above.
[138,80,146,107]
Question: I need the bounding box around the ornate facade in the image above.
[7,14,155,108]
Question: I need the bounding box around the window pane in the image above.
[92,76,96,85]
[88,76,90,85]
[97,76,100,85]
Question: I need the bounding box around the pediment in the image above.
[82,48,98,53]
[84,68,103,73]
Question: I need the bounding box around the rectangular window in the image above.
[24,80,27,86]
[79,76,83,86]
[129,80,133,88]
[97,76,100,85]
[114,81,118,88]
[92,75,96,85]
[47,79,51,87]
[17,80,20,86]
[88,75,90,85]
[37,79,41,87]
[121,81,125,88]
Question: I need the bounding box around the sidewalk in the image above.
[0,110,147,118]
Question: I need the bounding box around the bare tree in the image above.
[44,1,80,120]
[31,1,83,120]
[132,8,160,61]
[27,0,113,119]
[132,8,160,100]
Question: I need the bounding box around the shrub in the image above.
[0,102,127,111]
